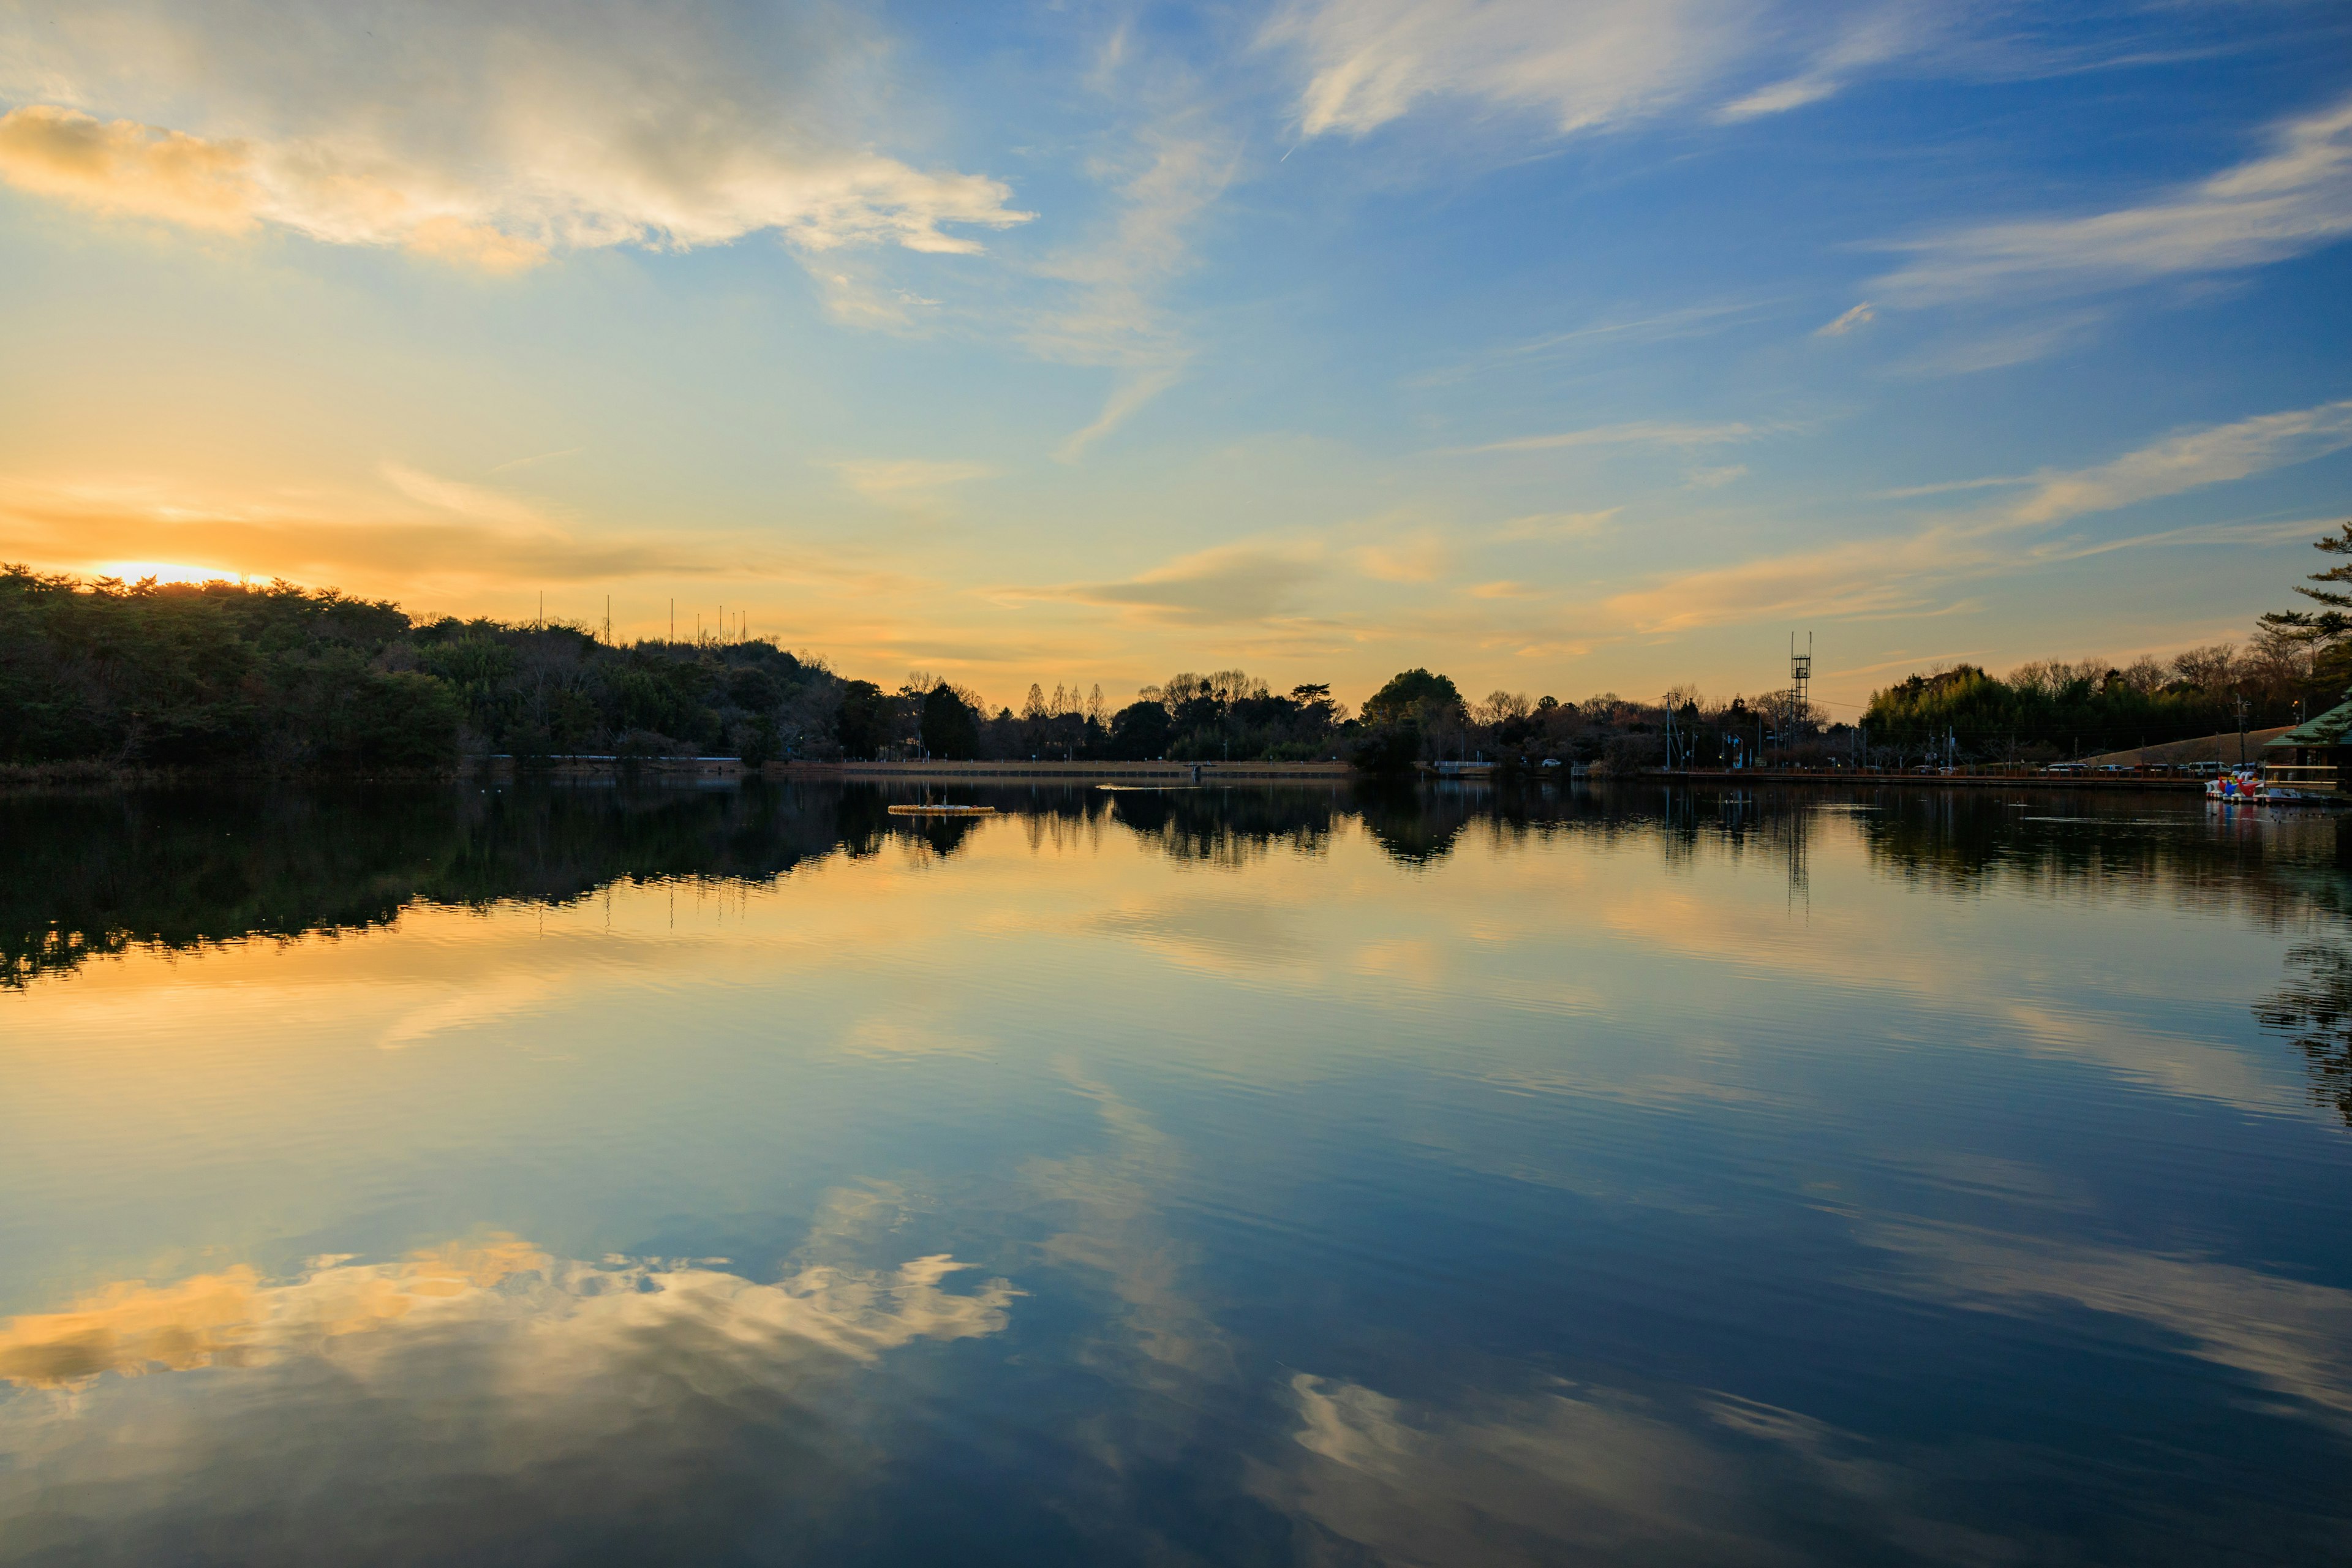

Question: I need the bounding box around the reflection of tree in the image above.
[2254,943,2352,1127]
[0,783,858,987]
[1107,786,1338,866]
[1352,781,1472,865]
[1861,791,2352,929]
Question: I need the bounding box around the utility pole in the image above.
[2237,695,2250,766]
[1789,630,1812,731]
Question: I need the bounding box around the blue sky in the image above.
[1,0,2348,711]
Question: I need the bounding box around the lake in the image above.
[2,780,2348,1566]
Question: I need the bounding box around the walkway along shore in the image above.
[450,757,2204,791]
[767,759,1354,781]
[1662,768,2203,791]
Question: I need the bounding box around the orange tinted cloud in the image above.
[0,105,259,233]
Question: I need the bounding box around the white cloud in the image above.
[1265,0,1918,140]
[1267,0,1754,138]
[1815,301,1874,336]
[1445,420,1758,456]
[1874,94,2352,304]
[0,2,1030,273]
[1492,508,1619,541]
[1714,8,1918,124]
[1057,366,1185,463]
[379,461,553,530]
[2002,400,2352,528]
[1716,75,1841,121]
[1597,396,2352,635]
[1021,540,1327,625]
[831,459,997,499]
[1030,129,1237,461]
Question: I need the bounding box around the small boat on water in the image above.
[2207,694,2352,805]
[887,803,996,816]
[2205,766,2263,803]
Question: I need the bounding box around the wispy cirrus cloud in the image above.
[379,461,554,530]
[1265,0,1923,140]
[1442,420,1759,456]
[1598,396,2352,635]
[2003,399,2352,527]
[0,2,1030,275]
[1012,541,1328,626]
[1815,301,1874,336]
[1492,509,1618,541]
[1033,126,1239,462]
[1872,94,2352,306]
[829,459,997,499]
[0,462,939,601]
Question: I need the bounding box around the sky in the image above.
[1,1,2348,715]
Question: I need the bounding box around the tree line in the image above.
[1853,521,2352,763]
[0,566,838,770]
[0,567,1684,774]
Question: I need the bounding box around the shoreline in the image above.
[0,758,2233,793]
[1659,768,2206,792]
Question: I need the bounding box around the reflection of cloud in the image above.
[0,1215,1016,1559]
[1253,1373,1954,1564]
[375,975,564,1050]
[1860,1219,2352,1420]
[1022,1068,1228,1382]
[836,1011,992,1058]
[0,1234,1013,1392]
[1093,895,1316,974]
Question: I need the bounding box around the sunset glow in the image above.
[0,3,2346,710]
[96,560,242,587]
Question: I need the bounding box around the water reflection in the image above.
[0,1210,1012,1566]
[5,780,2352,1563]
[2256,943,2352,1124]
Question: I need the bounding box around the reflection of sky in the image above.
[4,796,2351,1560]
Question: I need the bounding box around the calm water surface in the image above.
[3,781,2350,1565]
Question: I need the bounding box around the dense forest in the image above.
[1854,642,2337,763]
[18,524,2348,776]
[0,566,837,771]
[0,568,1677,774]
[1852,522,2352,763]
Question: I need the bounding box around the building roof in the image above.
[2266,694,2352,748]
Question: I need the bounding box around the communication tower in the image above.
[1789,631,1812,718]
